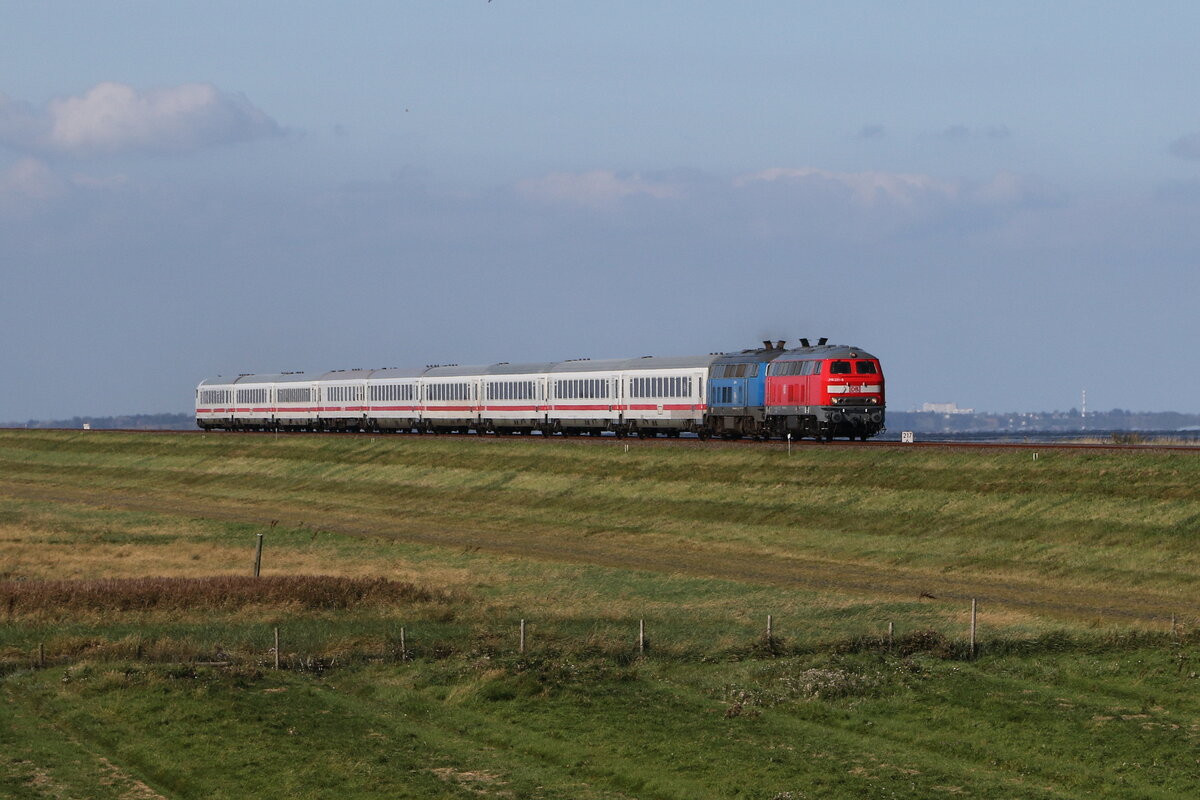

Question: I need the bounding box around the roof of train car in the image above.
[201,350,790,387]
[370,367,431,380]
[422,362,558,378]
[710,346,789,366]
[317,369,377,381]
[424,354,720,377]
[198,372,316,386]
[773,344,879,361]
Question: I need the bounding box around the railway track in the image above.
[6,426,1199,452]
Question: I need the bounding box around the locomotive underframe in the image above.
[766,404,884,440]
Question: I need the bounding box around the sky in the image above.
[2,2,1200,419]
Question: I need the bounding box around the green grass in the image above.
[2,430,1200,797]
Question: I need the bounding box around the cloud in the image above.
[1168,132,1200,160]
[0,157,66,206]
[0,82,282,158]
[0,156,132,216]
[734,166,960,207]
[734,166,1053,211]
[516,170,683,207]
[858,124,886,139]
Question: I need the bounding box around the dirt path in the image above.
[1,478,1190,627]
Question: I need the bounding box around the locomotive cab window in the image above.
[829,361,852,375]
[856,361,878,374]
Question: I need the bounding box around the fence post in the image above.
[38,642,45,669]
[767,614,773,639]
[519,619,526,654]
[400,626,407,662]
[888,621,894,648]
[970,599,977,659]
[638,619,645,654]
[274,627,280,670]
[254,533,264,578]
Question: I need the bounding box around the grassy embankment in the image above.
[1,430,1199,798]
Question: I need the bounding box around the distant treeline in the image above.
[888,409,1200,434]
[2,413,195,430]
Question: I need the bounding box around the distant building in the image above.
[921,402,975,414]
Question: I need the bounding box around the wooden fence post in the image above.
[400,627,407,662]
[274,627,280,670]
[519,619,526,654]
[638,619,645,654]
[888,621,894,648]
[970,598,977,659]
[253,533,264,578]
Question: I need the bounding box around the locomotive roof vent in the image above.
[818,337,828,346]
[762,340,772,350]
[800,338,810,347]
[776,340,786,350]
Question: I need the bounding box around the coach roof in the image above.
[551,354,720,373]
[198,372,316,386]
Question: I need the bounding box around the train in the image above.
[195,339,885,440]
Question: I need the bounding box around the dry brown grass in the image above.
[1,575,450,619]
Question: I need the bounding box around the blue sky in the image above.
[2,2,1199,419]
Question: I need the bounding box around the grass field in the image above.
[2,430,1199,798]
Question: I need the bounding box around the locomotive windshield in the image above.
[830,360,878,375]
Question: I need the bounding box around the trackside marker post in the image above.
[253,533,264,577]
[964,599,974,657]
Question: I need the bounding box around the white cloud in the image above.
[0,82,282,158]
[516,170,683,207]
[0,158,67,210]
[0,156,134,216]
[735,166,1053,211]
